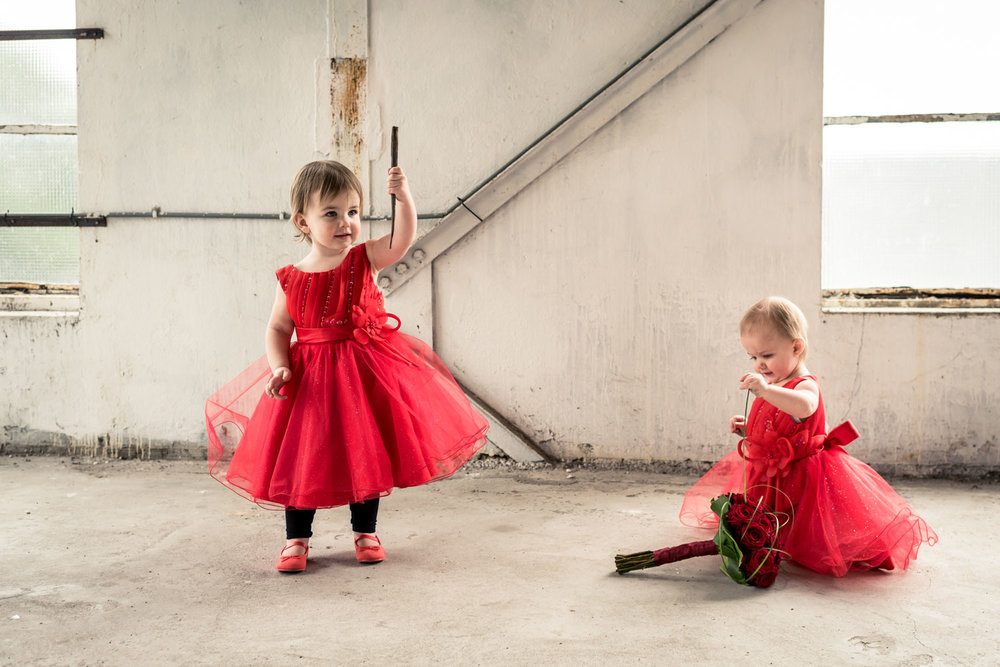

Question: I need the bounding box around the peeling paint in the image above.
[330,57,367,177]
[823,288,1000,310]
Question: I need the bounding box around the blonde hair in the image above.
[289,160,364,245]
[740,296,809,360]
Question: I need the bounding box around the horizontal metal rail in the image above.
[2,214,106,227]
[0,211,459,225]
[0,29,103,41]
[105,210,288,220]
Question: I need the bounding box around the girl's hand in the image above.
[265,367,292,399]
[387,166,413,205]
[739,372,768,398]
[367,165,417,271]
[729,415,746,436]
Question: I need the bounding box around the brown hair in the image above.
[740,296,808,359]
[289,160,364,244]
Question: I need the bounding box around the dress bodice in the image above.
[275,243,384,329]
[741,375,829,480]
[747,376,826,446]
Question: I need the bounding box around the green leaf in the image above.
[709,494,731,518]
[711,494,750,586]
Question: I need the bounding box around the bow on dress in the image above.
[739,420,860,480]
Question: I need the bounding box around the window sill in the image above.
[0,287,80,318]
[822,288,1000,315]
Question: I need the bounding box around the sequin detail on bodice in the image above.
[739,375,828,479]
[275,244,385,329]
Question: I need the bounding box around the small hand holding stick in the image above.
[389,126,398,248]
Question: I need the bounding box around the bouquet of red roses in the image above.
[615,493,785,588]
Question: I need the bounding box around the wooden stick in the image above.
[389,126,398,248]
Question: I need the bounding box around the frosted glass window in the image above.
[823,123,1000,289]
[0,134,78,212]
[0,41,77,125]
[0,0,79,286]
[0,227,80,285]
[823,0,1000,291]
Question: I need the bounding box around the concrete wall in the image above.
[2,0,330,454]
[383,0,999,474]
[1,0,996,474]
[433,0,824,461]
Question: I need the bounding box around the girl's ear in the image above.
[792,338,805,356]
[293,212,308,233]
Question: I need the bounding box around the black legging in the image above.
[285,498,380,539]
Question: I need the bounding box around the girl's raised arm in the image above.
[740,373,820,420]
[367,166,416,271]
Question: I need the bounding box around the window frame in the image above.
[821,111,1000,314]
[0,27,103,308]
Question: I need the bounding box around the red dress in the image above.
[205,243,488,509]
[679,375,936,577]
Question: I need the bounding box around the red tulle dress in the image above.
[679,375,937,577]
[205,243,489,509]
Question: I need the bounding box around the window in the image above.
[822,0,1000,308]
[0,0,80,287]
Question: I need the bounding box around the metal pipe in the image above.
[0,211,446,226]
[2,214,106,227]
[105,211,289,220]
[0,29,103,41]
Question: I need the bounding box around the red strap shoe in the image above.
[354,534,386,564]
[276,541,309,573]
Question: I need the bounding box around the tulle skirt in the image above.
[679,447,937,577]
[206,332,488,509]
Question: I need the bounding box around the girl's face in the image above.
[295,188,362,252]
[740,326,805,384]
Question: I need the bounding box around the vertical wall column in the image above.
[330,0,369,215]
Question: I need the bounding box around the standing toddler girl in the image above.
[679,296,936,576]
[206,160,488,572]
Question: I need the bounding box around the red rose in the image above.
[747,512,777,537]
[751,562,779,587]
[740,522,770,550]
[743,548,781,588]
[726,501,756,529]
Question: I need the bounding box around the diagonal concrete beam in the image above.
[377,0,766,294]
[461,382,557,465]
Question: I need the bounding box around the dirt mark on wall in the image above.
[331,57,367,174]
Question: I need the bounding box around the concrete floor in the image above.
[1,456,996,666]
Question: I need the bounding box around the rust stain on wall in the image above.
[331,57,367,174]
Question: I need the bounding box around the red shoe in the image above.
[354,534,386,564]
[276,541,308,573]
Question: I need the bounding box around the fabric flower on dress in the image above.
[745,434,796,479]
[351,304,395,345]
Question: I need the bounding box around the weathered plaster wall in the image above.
[366,0,710,214]
[432,0,825,461]
[1,0,996,473]
[2,0,329,452]
[380,0,999,473]
[815,313,998,474]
